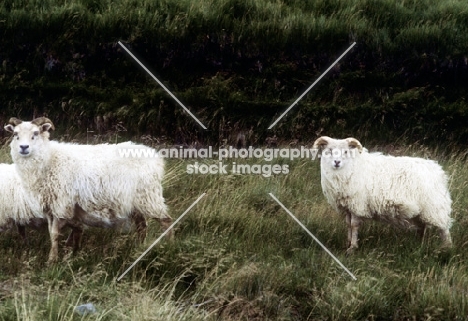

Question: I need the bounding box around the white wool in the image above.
[313,136,452,251]
[0,163,43,229]
[8,134,168,228]
[4,118,171,261]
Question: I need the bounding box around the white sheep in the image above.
[0,163,45,238]
[5,117,172,262]
[312,136,453,254]
[0,163,83,249]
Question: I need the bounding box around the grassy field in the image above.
[0,141,467,320]
[1,0,468,319]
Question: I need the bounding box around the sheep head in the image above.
[4,117,55,158]
[313,136,363,170]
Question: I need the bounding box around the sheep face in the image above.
[313,136,363,171]
[4,117,54,158]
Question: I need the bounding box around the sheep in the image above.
[0,163,83,248]
[312,136,453,254]
[4,117,172,262]
[0,163,45,239]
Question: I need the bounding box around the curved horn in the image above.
[31,117,55,131]
[312,136,331,150]
[8,117,23,126]
[346,137,363,152]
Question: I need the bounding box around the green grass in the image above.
[1,0,468,145]
[0,142,467,320]
[1,0,468,318]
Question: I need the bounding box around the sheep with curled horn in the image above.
[313,136,453,254]
[5,117,172,263]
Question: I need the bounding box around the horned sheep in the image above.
[312,136,453,254]
[5,117,172,262]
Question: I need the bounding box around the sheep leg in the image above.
[132,212,147,242]
[47,216,61,263]
[158,217,174,240]
[439,228,453,248]
[65,225,83,253]
[346,212,352,248]
[346,213,361,255]
[417,226,426,240]
[16,224,27,244]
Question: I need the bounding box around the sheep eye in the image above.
[33,131,39,136]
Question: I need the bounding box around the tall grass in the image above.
[0,141,467,320]
[1,0,468,144]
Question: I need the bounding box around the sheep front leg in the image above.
[346,212,352,248]
[346,213,361,255]
[47,216,60,263]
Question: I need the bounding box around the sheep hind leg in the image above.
[16,224,27,245]
[439,228,452,249]
[132,212,147,242]
[157,217,174,241]
[65,225,83,254]
[412,218,427,243]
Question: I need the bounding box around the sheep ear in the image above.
[346,138,363,152]
[312,136,331,151]
[4,124,15,133]
[5,117,23,132]
[41,123,54,132]
[31,117,55,132]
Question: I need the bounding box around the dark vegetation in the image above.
[1,0,467,146]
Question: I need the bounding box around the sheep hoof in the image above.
[440,242,453,251]
[47,257,58,265]
[345,246,357,256]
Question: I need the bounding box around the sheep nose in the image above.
[20,145,29,151]
[334,160,341,166]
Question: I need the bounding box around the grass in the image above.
[1,0,468,145]
[0,141,467,320]
[1,0,468,318]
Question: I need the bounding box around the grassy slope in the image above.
[0,143,467,320]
